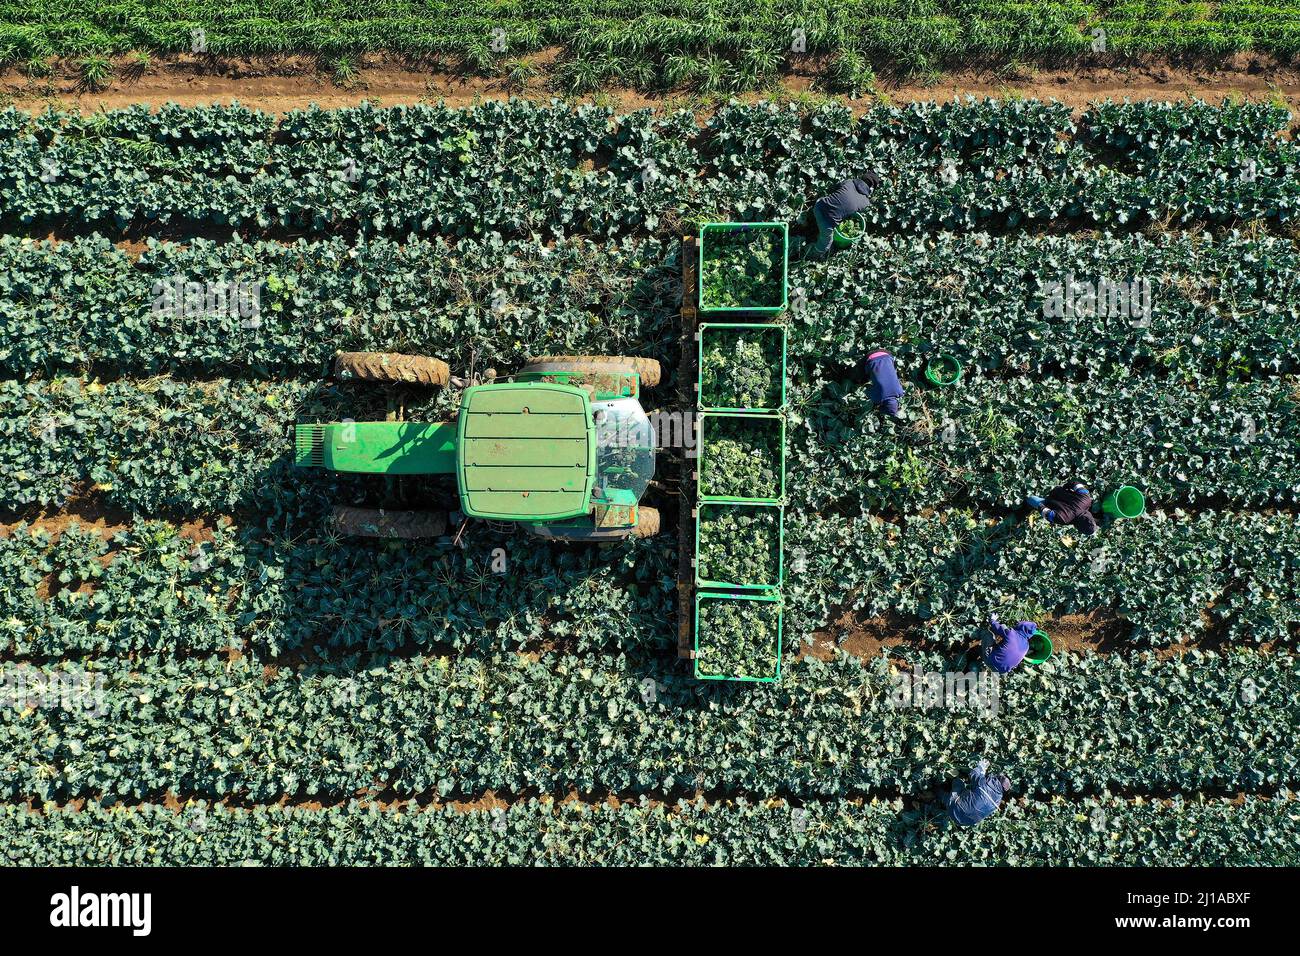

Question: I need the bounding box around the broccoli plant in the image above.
[700,228,783,309]
[699,415,782,500]
[700,326,783,409]
[697,504,781,586]
[695,597,782,680]
[836,214,864,239]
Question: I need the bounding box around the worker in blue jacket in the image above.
[983,614,1034,673]
[810,172,882,257]
[940,758,1011,827]
[846,348,904,418]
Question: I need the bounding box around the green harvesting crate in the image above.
[697,322,788,413]
[693,590,784,682]
[697,222,789,315]
[697,412,785,504]
[695,501,784,590]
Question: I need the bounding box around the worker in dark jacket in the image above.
[1026,480,1098,535]
[939,759,1011,827]
[811,172,882,257]
[846,348,904,418]
[983,614,1034,673]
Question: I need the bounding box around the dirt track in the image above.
[4,51,1300,116]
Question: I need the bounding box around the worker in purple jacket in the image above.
[983,614,1034,673]
[846,348,904,418]
[939,758,1011,827]
[811,172,882,257]
[1026,480,1099,535]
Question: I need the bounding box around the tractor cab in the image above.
[591,397,656,509]
[455,376,657,540]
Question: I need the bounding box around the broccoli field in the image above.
[0,93,1298,869]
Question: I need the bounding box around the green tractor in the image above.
[293,351,662,541]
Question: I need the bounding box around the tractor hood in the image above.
[455,382,596,521]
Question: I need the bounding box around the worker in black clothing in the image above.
[810,172,882,258]
[1026,480,1099,535]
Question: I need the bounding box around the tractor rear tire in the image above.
[631,506,661,538]
[334,352,450,387]
[522,355,661,388]
[330,506,448,539]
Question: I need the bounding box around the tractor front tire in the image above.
[334,351,450,387]
[632,506,661,538]
[523,355,661,388]
[330,506,448,539]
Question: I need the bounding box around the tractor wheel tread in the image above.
[334,351,449,386]
[523,354,661,387]
[632,506,661,538]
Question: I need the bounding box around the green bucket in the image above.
[1102,485,1145,519]
[832,213,866,248]
[1024,630,1053,666]
[923,354,963,386]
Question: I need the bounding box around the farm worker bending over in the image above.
[940,759,1011,828]
[983,614,1033,673]
[846,348,904,418]
[1026,480,1098,536]
[811,171,882,258]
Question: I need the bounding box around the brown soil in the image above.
[0,496,224,545]
[0,496,133,542]
[117,238,151,258]
[177,517,219,545]
[802,606,1291,663]
[528,625,577,660]
[801,609,918,663]
[1037,611,1130,655]
[451,791,511,813]
[4,51,1300,117]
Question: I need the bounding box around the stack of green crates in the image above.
[692,224,790,681]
